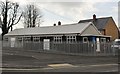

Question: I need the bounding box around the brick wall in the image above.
[104,18,119,41]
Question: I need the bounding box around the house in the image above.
[3,22,110,50]
[78,14,119,41]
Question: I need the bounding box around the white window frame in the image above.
[83,37,88,43]
[17,37,23,42]
[67,36,76,43]
[24,36,31,42]
[33,36,40,42]
[100,38,106,43]
[4,37,8,42]
[54,36,62,43]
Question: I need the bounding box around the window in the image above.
[67,36,76,43]
[33,36,40,42]
[54,36,62,43]
[17,37,22,42]
[100,38,106,43]
[83,37,88,43]
[24,36,31,42]
[4,37,8,41]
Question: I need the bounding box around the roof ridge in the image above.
[96,16,112,19]
[13,22,92,32]
[21,22,90,29]
[80,16,112,21]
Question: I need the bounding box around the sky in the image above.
[0,0,120,34]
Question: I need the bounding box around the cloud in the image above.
[0,0,119,31]
[35,1,119,27]
[112,6,118,12]
[37,2,98,23]
[12,0,119,2]
[22,0,119,2]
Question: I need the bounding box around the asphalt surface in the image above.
[2,48,119,72]
[2,63,118,72]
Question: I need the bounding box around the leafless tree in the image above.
[23,4,42,28]
[0,0,22,39]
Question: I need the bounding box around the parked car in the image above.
[111,39,120,55]
[111,39,120,49]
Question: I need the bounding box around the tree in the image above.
[0,0,22,39]
[23,4,42,28]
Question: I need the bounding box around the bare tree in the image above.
[0,0,22,39]
[23,4,42,28]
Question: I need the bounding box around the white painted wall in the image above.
[81,25,100,35]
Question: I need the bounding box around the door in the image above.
[43,39,50,50]
[11,38,16,47]
[96,38,100,52]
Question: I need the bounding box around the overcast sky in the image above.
[0,0,119,34]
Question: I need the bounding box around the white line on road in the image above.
[80,64,118,68]
[1,63,118,71]
[40,63,118,71]
[104,70,118,72]
[48,63,78,68]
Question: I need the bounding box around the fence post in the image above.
[112,42,115,56]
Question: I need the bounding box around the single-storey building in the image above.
[3,22,111,51]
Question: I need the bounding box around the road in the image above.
[2,48,119,72]
[2,63,118,72]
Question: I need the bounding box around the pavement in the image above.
[2,48,119,72]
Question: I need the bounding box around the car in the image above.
[112,39,120,49]
[111,39,120,55]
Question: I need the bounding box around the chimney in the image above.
[93,14,96,20]
[58,21,61,26]
[53,23,56,26]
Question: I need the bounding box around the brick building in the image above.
[78,14,119,41]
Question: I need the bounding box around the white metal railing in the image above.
[2,41,119,56]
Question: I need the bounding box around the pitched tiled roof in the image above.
[5,22,100,36]
[78,17,112,29]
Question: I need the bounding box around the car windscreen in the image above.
[115,41,120,45]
